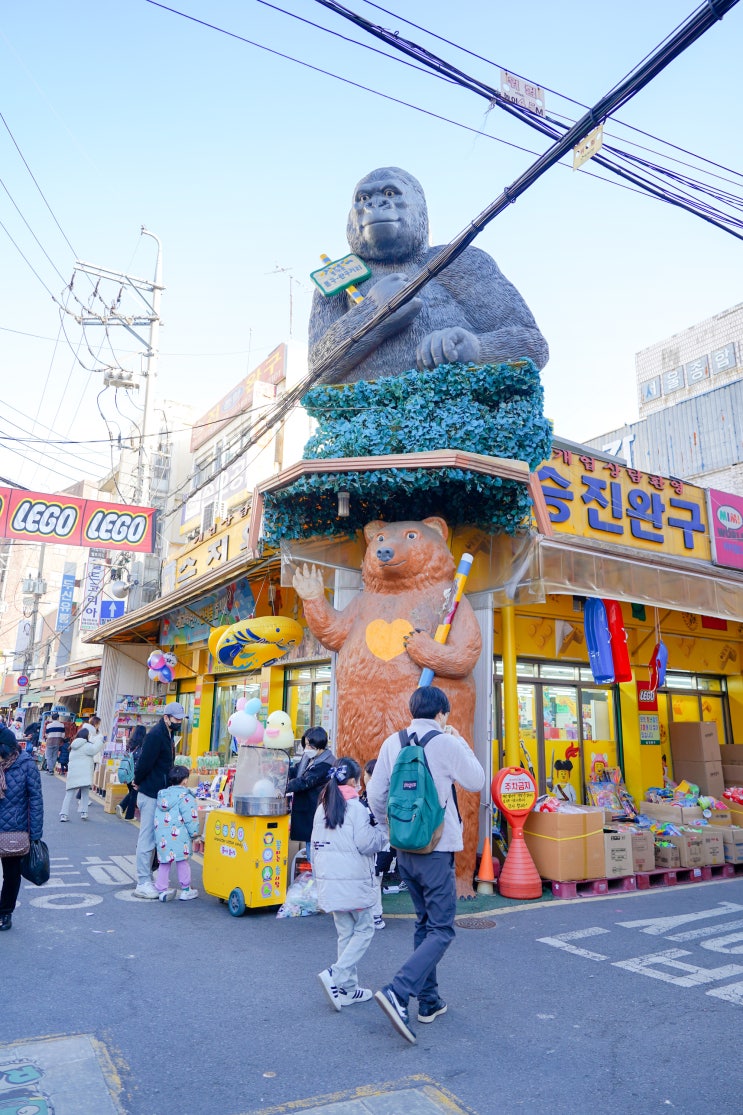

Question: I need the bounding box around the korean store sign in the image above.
[708,488,743,572]
[537,449,711,561]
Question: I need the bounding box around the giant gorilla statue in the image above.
[308,166,549,383]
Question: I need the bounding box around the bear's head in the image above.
[361,517,455,591]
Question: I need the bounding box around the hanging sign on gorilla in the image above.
[0,486,156,553]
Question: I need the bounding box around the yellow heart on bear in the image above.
[365,618,414,661]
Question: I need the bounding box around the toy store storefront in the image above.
[491,450,743,809]
[88,516,331,768]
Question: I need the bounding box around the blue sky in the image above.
[1,0,741,493]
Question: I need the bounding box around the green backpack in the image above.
[387,729,445,854]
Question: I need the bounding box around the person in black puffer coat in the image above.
[286,726,334,868]
[0,726,43,931]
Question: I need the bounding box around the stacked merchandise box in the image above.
[720,744,743,789]
[699,828,725,865]
[641,802,703,825]
[104,784,128,814]
[612,825,655,873]
[523,808,605,882]
[666,831,705,868]
[669,722,724,798]
[721,827,743,864]
[604,831,633,878]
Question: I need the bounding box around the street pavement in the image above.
[3,774,743,1115]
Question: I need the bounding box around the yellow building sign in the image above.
[537,448,711,561]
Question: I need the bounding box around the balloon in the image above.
[148,669,158,680]
[159,664,174,683]
[148,651,166,670]
[236,697,247,712]
[163,652,177,668]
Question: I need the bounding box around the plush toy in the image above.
[263,710,295,750]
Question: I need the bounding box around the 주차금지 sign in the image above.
[0,486,156,553]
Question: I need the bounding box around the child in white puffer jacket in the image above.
[311,757,387,1010]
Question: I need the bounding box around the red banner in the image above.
[0,487,157,553]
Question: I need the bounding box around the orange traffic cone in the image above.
[476,837,496,895]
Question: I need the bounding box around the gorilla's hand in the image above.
[416,327,481,369]
[368,273,423,333]
[292,563,325,601]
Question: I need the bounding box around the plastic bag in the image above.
[19,838,51,886]
[276,872,320,918]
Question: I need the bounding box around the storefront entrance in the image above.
[496,661,732,802]
[495,662,619,801]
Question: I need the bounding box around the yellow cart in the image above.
[203,806,290,916]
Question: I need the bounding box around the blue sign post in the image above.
[100,599,126,623]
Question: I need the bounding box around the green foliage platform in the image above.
[262,361,552,543]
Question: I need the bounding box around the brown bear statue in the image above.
[292,516,483,897]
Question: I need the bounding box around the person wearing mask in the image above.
[0,726,43,931]
[286,726,334,869]
[131,702,186,899]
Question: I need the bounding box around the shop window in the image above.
[284,664,331,741]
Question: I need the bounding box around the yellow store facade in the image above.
[89,443,743,816]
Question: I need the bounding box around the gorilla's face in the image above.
[346,170,428,262]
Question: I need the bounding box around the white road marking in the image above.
[612,948,743,987]
[617,902,743,935]
[537,927,610,961]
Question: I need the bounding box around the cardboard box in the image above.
[640,802,703,824]
[699,828,725,866]
[707,809,732,827]
[721,826,743,865]
[671,759,724,799]
[655,842,681,869]
[668,831,705,868]
[727,800,743,827]
[523,808,605,882]
[722,763,743,788]
[670,722,721,763]
[604,831,633,877]
[630,830,656,873]
[720,745,743,763]
[103,784,128,813]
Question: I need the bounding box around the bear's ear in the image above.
[422,516,449,541]
[363,520,387,543]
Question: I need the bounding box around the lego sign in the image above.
[0,487,156,553]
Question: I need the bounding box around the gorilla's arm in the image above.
[308,274,422,383]
[422,246,549,371]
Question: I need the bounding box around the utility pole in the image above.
[74,230,164,609]
[19,543,47,717]
[74,227,164,507]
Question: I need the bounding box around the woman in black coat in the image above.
[286,726,334,866]
[0,726,44,931]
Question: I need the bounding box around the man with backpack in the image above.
[367,685,484,1045]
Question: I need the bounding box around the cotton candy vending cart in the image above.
[202,745,290,916]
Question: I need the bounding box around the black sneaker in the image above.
[374,984,416,1044]
[418,998,447,1023]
